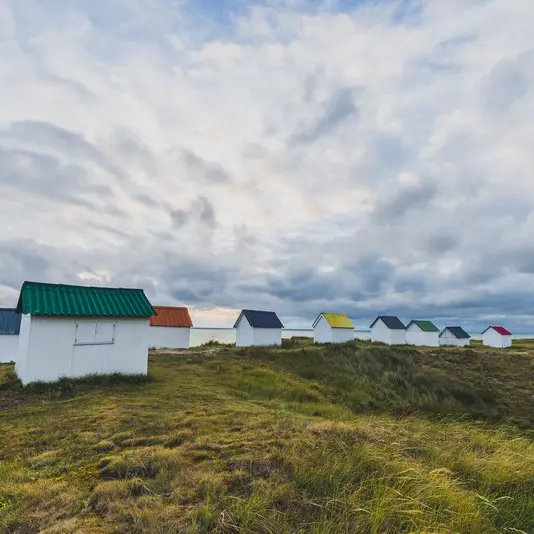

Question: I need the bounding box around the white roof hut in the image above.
[405,320,440,347]
[312,313,354,344]
[370,316,406,345]
[15,281,155,385]
[234,309,283,347]
[148,306,193,349]
[481,326,512,348]
[438,326,471,347]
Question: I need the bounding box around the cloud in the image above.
[170,196,217,229]
[293,86,359,143]
[181,149,232,183]
[372,180,438,222]
[1,0,534,330]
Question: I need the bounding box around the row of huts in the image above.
[0,281,513,384]
[370,316,511,348]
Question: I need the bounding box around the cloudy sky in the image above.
[1,0,534,329]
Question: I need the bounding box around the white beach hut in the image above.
[312,313,354,344]
[0,308,21,363]
[370,316,406,345]
[15,281,155,385]
[405,320,440,347]
[234,309,283,347]
[438,327,471,347]
[481,326,512,348]
[148,306,192,349]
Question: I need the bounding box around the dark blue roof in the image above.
[235,309,284,329]
[439,326,470,339]
[369,316,405,330]
[0,308,21,335]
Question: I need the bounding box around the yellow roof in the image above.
[320,313,354,329]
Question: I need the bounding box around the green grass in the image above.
[0,340,533,533]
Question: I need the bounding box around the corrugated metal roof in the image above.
[313,313,354,329]
[482,326,511,336]
[16,281,155,318]
[439,326,470,339]
[234,309,284,329]
[370,316,405,330]
[0,308,21,335]
[150,306,192,327]
[407,320,439,332]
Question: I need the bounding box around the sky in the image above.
[1,0,534,329]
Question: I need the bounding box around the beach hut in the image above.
[312,313,354,344]
[148,306,193,349]
[481,326,512,348]
[439,326,471,347]
[234,309,283,347]
[15,281,155,385]
[405,320,440,347]
[370,316,406,345]
[0,308,21,363]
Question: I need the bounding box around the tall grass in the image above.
[0,342,532,533]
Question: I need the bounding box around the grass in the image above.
[0,339,533,533]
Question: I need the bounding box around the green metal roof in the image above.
[315,313,354,329]
[16,281,156,318]
[408,320,439,332]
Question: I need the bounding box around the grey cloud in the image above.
[0,240,50,289]
[483,51,534,112]
[4,121,125,179]
[0,239,88,293]
[87,222,133,242]
[264,277,337,302]
[372,180,438,222]
[161,255,237,304]
[112,131,158,176]
[423,233,458,254]
[170,196,217,229]
[170,209,190,228]
[182,149,232,183]
[293,86,359,144]
[0,146,113,208]
[194,196,217,228]
[355,134,412,185]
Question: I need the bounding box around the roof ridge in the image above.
[18,281,155,317]
[23,281,145,292]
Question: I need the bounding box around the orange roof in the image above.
[150,306,192,328]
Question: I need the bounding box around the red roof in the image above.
[150,306,192,328]
[489,326,511,336]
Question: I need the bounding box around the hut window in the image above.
[75,322,115,345]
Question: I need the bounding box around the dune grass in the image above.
[0,340,533,533]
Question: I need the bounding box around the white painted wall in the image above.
[313,316,332,343]
[405,324,439,347]
[482,329,512,348]
[332,328,353,343]
[439,329,471,347]
[314,316,353,343]
[15,316,149,385]
[371,319,405,345]
[235,316,254,347]
[148,326,190,349]
[235,316,281,347]
[0,335,19,363]
[253,327,282,346]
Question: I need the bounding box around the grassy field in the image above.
[1,339,533,533]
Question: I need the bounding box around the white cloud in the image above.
[0,0,534,328]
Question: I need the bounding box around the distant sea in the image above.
[190,328,534,347]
